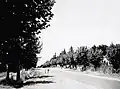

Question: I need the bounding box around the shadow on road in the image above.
[26,75,54,80]
[15,80,55,88]
[24,80,54,85]
[0,75,55,88]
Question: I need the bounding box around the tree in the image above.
[21,36,43,70]
[42,61,51,67]
[0,0,55,81]
[106,43,120,72]
[87,46,103,70]
[67,46,76,68]
[76,46,89,70]
[63,49,66,54]
[97,44,108,56]
[53,49,68,68]
[49,53,57,66]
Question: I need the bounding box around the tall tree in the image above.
[0,0,55,81]
[67,46,76,68]
[49,53,57,66]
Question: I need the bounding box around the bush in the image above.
[98,64,113,74]
[21,68,41,80]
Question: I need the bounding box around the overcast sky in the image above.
[37,0,120,66]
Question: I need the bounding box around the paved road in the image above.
[0,68,120,89]
[49,68,120,89]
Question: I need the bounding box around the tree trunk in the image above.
[17,70,20,81]
[17,61,20,81]
[6,64,9,80]
[17,67,20,81]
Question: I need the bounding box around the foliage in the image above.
[42,43,120,73]
[87,47,103,70]
[0,0,55,81]
[76,46,89,66]
[106,43,120,71]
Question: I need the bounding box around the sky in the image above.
[37,0,120,66]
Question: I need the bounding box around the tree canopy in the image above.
[42,43,120,73]
[0,0,55,81]
[0,0,55,39]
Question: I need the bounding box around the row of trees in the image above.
[0,0,55,82]
[42,43,120,73]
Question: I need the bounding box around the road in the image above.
[48,68,120,89]
[0,68,120,89]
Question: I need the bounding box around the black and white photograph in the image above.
[0,0,120,89]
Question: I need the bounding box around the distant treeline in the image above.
[41,43,120,73]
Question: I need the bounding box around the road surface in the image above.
[0,68,120,89]
[49,68,120,89]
